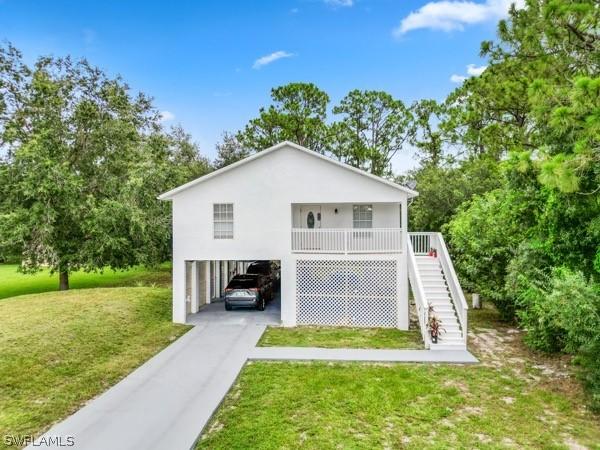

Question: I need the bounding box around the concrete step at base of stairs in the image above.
[430,343,467,351]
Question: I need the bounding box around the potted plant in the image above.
[428,307,444,344]
[428,247,437,257]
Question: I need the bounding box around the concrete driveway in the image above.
[31,292,476,449]
[187,292,281,327]
[31,297,280,450]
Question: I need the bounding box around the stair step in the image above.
[420,277,445,282]
[428,301,452,307]
[438,331,463,337]
[429,298,453,305]
[418,269,443,275]
[441,327,463,334]
[423,283,448,289]
[424,290,450,296]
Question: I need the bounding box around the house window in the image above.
[353,205,373,229]
[213,204,233,239]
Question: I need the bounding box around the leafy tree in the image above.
[237,82,330,153]
[214,132,249,168]
[406,156,501,232]
[409,99,447,167]
[330,90,413,176]
[0,44,208,290]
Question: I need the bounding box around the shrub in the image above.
[518,268,600,411]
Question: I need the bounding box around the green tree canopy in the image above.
[237,82,330,153]
[331,90,413,176]
[0,44,210,289]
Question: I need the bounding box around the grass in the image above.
[258,326,424,349]
[0,263,171,299]
[0,287,190,447]
[198,361,600,449]
[198,303,600,449]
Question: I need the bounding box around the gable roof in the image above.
[158,141,419,200]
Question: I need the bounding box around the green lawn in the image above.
[0,263,171,299]
[198,361,600,449]
[0,287,190,447]
[258,326,424,349]
[199,305,600,449]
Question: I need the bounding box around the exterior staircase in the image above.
[415,256,465,349]
[407,232,468,351]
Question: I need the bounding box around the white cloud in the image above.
[450,74,467,83]
[393,0,524,36]
[324,0,353,6]
[466,63,487,76]
[159,111,175,122]
[252,50,294,69]
[450,63,488,83]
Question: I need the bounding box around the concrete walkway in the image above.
[31,321,266,450]
[250,346,478,363]
[32,294,476,450]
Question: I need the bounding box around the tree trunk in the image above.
[59,271,69,291]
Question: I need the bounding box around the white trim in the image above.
[158,141,419,200]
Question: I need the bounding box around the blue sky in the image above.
[0,0,515,172]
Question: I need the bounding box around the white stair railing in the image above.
[407,238,431,348]
[409,231,468,346]
[435,233,468,343]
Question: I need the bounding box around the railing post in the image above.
[344,229,348,254]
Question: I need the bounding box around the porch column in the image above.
[398,198,409,329]
[215,261,221,299]
[280,255,296,327]
[190,261,200,313]
[205,261,211,304]
[172,258,186,324]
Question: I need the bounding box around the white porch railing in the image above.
[291,228,402,254]
[407,238,431,348]
[409,232,469,345]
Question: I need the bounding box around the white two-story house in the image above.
[159,141,468,350]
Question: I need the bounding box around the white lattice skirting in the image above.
[296,259,398,328]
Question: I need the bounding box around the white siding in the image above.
[169,144,410,326]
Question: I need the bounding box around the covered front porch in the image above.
[290,201,407,254]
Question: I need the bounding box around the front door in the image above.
[300,205,321,229]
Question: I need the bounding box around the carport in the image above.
[184,259,281,323]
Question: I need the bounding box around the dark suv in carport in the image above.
[246,260,280,289]
[224,274,272,311]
